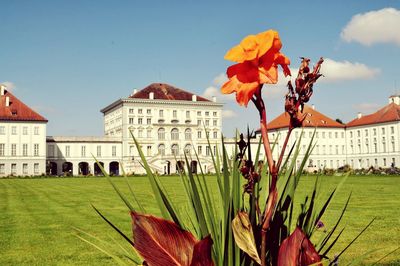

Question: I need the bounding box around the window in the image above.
[329,145,332,154]
[329,132,332,138]
[34,126,39,135]
[197,111,201,116]
[213,112,217,116]
[322,145,326,154]
[341,132,344,138]
[185,128,192,140]
[0,126,4,135]
[23,163,28,174]
[147,118,151,125]
[159,109,164,117]
[138,109,142,114]
[198,146,202,155]
[147,109,151,114]
[342,145,345,154]
[335,132,338,138]
[129,118,134,124]
[11,164,17,174]
[147,129,152,138]
[97,145,102,157]
[173,110,177,118]
[391,136,395,152]
[205,111,209,116]
[23,127,28,135]
[171,144,179,156]
[23,144,28,156]
[34,163,39,174]
[0,164,4,174]
[81,146,86,157]
[375,158,378,166]
[322,132,325,138]
[350,131,353,138]
[12,126,17,135]
[213,120,217,126]
[213,131,218,139]
[206,146,210,156]
[383,158,387,167]
[171,128,179,140]
[184,144,191,155]
[309,132,313,138]
[335,145,339,154]
[129,108,134,114]
[112,146,117,156]
[391,126,395,134]
[373,128,377,136]
[48,145,54,157]
[138,118,143,124]
[147,145,152,156]
[11,144,16,156]
[186,111,190,119]
[197,131,202,139]
[357,130,360,137]
[65,146,70,157]
[158,128,165,140]
[316,132,319,138]
[205,120,209,126]
[382,127,385,135]
[383,137,386,152]
[158,144,165,156]
[197,120,201,126]
[365,129,368,137]
[138,129,143,138]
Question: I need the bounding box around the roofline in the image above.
[0,118,48,123]
[345,119,400,128]
[100,98,224,114]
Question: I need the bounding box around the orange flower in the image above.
[221,30,291,106]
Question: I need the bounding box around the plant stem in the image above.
[276,127,293,171]
[252,86,279,266]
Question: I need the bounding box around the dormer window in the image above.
[11,109,17,116]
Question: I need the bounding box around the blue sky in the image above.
[1,1,399,136]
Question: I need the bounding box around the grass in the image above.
[0,175,399,265]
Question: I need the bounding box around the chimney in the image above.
[0,85,5,96]
[357,112,362,119]
[212,96,217,102]
[149,92,154,99]
[5,96,10,107]
[133,89,138,95]
[311,104,315,110]
[389,95,400,105]
[192,95,197,102]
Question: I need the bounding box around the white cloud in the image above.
[212,73,228,86]
[353,103,381,114]
[0,81,16,92]
[320,58,380,82]
[202,85,235,102]
[222,109,237,118]
[341,8,400,46]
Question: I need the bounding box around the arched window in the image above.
[171,144,179,156]
[171,128,179,140]
[158,144,165,156]
[158,128,165,140]
[184,144,192,155]
[185,128,192,140]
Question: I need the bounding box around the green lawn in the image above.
[0,175,399,265]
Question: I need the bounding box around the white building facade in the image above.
[100,83,223,175]
[0,84,47,177]
[1,81,400,177]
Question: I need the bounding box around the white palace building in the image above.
[1,82,400,177]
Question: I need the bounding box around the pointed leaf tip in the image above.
[232,212,261,264]
[277,227,321,266]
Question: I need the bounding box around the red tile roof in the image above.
[267,105,345,130]
[129,83,211,102]
[347,103,400,127]
[0,89,48,122]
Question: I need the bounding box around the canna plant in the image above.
[81,29,377,266]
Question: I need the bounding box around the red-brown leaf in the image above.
[277,227,321,266]
[190,235,214,266]
[131,212,214,266]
